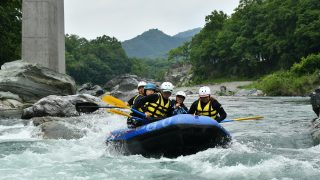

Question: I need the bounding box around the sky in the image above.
[64,0,240,41]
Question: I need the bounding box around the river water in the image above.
[0,96,319,179]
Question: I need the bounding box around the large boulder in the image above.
[21,94,103,119]
[0,60,76,103]
[164,63,192,87]
[32,116,87,139]
[105,74,140,91]
[105,74,157,101]
[77,83,104,97]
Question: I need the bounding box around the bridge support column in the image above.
[22,0,65,73]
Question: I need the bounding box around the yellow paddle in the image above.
[232,116,264,121]
[221,116,264,123]
[102,95,146,117]
[107,109,131,117]
[107,109,146,123]
[102,95,130,109]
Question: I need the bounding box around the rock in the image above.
[105,74,158,101]
[77,83,104,96]
[110,89,137,102]
[164,63,192,86]
[311,118,320,145]
[105,74,140,91]
[184,90,194,95]
[0,60,76,103]
[234,89,264,96]
[21,94,103,119]
[0,92,24,109]
[32,116,86,139]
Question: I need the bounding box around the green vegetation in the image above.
[0,0,22,65]
[66,34,171,85]
[130,58,175,81]
[65,34,131,85]
[248,53,320,95]
[2,0,319,95]
[169,0,320,85]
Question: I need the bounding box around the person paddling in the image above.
[127,81,146,107]
[172,91,188,115]
[127,82,157,128]
[188,86,227,123]
[133,82,174,125]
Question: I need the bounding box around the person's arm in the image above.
[166,100,175,117]
[182,104,188,113]
[133,94,159,111]
[212,100,227,122]
[188,101,198,114]
[127,96,136,106]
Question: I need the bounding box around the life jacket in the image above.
[196,100,218,119]
[130,94,145,117]
[145,93,171,117]
[132,94,143,106]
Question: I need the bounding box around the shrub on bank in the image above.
[251,53,320,96]
[254,71,319,96]
[291,53,320,75]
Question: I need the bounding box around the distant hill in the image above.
[122,28,201,58]
[173,27,201,39]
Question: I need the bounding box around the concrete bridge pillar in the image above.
[22,0,65,73]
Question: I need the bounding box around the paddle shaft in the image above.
[77,105,117,109]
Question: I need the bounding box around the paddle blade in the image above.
[102,95,130,109]
[232,116,264,121]
[75,102,99,113]
[107,109,131,117]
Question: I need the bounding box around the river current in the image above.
[0,96,319,179]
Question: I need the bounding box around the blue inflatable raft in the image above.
[106,114,231,157]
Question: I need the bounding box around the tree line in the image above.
[65,34,170,85]
[0,0,22,65]
[0,1,168,85]
[169,0,320,82]
[2,0,319,89]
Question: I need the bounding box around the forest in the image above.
[1,0,319,94]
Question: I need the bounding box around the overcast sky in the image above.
[64,0,240,41]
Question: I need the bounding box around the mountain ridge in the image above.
[122,28,201,58]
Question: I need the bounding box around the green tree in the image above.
[65,34,131,85]
[0,0,22,65]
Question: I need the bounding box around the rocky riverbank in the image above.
[174,81,264,97]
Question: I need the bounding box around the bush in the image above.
[253,70,320,96]
[291,53,320,75]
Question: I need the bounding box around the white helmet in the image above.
[160,82,174,92]
[176,91,186,98]
[137,81,147,88]
[199,86,211,97]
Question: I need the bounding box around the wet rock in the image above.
[0,60,76,103]
[77,83,104,97]
[311,118,320,145]
[22,94,103,119]
[32,116,86,139]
